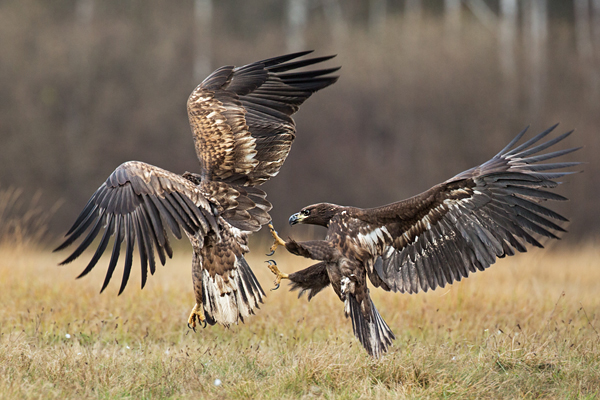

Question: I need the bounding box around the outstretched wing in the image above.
[55,161,219,294]
[349,125,580,294]
[187,51,339,186]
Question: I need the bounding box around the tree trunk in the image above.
[444,0,461,47]
[193,0,213,83]
[574,0,599,101]
[525,0,548,117]
[369,0,387,37]
[286,0,308,52]
[499,0,518,112]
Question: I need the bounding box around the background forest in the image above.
[1,0,598,243]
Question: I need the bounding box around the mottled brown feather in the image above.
[188,51,339,186]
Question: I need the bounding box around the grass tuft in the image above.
[0,187,60,248]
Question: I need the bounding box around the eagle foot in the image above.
[267,223,287,256]
[187,303,206,332]
[265,260,289,291]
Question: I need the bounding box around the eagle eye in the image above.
[302,209,310,216]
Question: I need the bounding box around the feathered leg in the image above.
[287,261,331,300]
[266,260,331,300]
[188,250,207,331]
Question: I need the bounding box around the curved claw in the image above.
[265,259,288,291]
[187,303,204,332]
[202,319,207,329]
[266,249,275,257]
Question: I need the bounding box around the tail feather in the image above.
[347,295,395,358]
[201,255,265,327]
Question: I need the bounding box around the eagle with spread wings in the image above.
[267,125,580,357]
[55,51,339,329]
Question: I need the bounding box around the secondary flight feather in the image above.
[55,51,339,329]
[267,124,580,357]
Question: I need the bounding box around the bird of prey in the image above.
[55,51,339,329]
[267,124,580,357]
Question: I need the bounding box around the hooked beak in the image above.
[289,212,302,226]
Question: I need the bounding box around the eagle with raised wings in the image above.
[55,51,339,329]
[267,124,580,357]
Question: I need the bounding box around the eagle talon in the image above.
[267,223,286,256]
[187,303,205,332]
[266,260,289,291]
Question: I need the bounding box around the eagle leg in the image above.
[187,303,206,332]
[265,260,289,291]
[267,223,287,256]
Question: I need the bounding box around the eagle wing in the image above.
[187,51,339,186]
[348,125,580,294]
[55,161,219,294]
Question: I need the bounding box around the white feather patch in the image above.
[202,268,239,326]
[356,226,391,255]
[200,254,263,326]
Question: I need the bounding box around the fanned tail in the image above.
[201,255,265,327]
[346,295,395,358]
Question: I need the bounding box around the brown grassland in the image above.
[1,235,599,399]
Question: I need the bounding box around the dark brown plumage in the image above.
[55,51,339,328]
[268,124,580,357]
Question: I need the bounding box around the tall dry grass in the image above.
[0,187,61,247]
[0,236,599,399]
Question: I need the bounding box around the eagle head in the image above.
[289,203,342,227]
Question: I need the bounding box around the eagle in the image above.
[267,124,580,357]
[54,51,339,329]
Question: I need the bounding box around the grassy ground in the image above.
[0,238,599,399]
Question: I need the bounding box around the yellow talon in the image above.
[265,260,289,290]
[267,223,287,256]
[187,303,206,331]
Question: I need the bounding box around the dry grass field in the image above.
[1,236,599,399]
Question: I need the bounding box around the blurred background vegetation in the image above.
[0,0,598,244]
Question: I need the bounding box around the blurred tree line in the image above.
[0,0,598,243]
